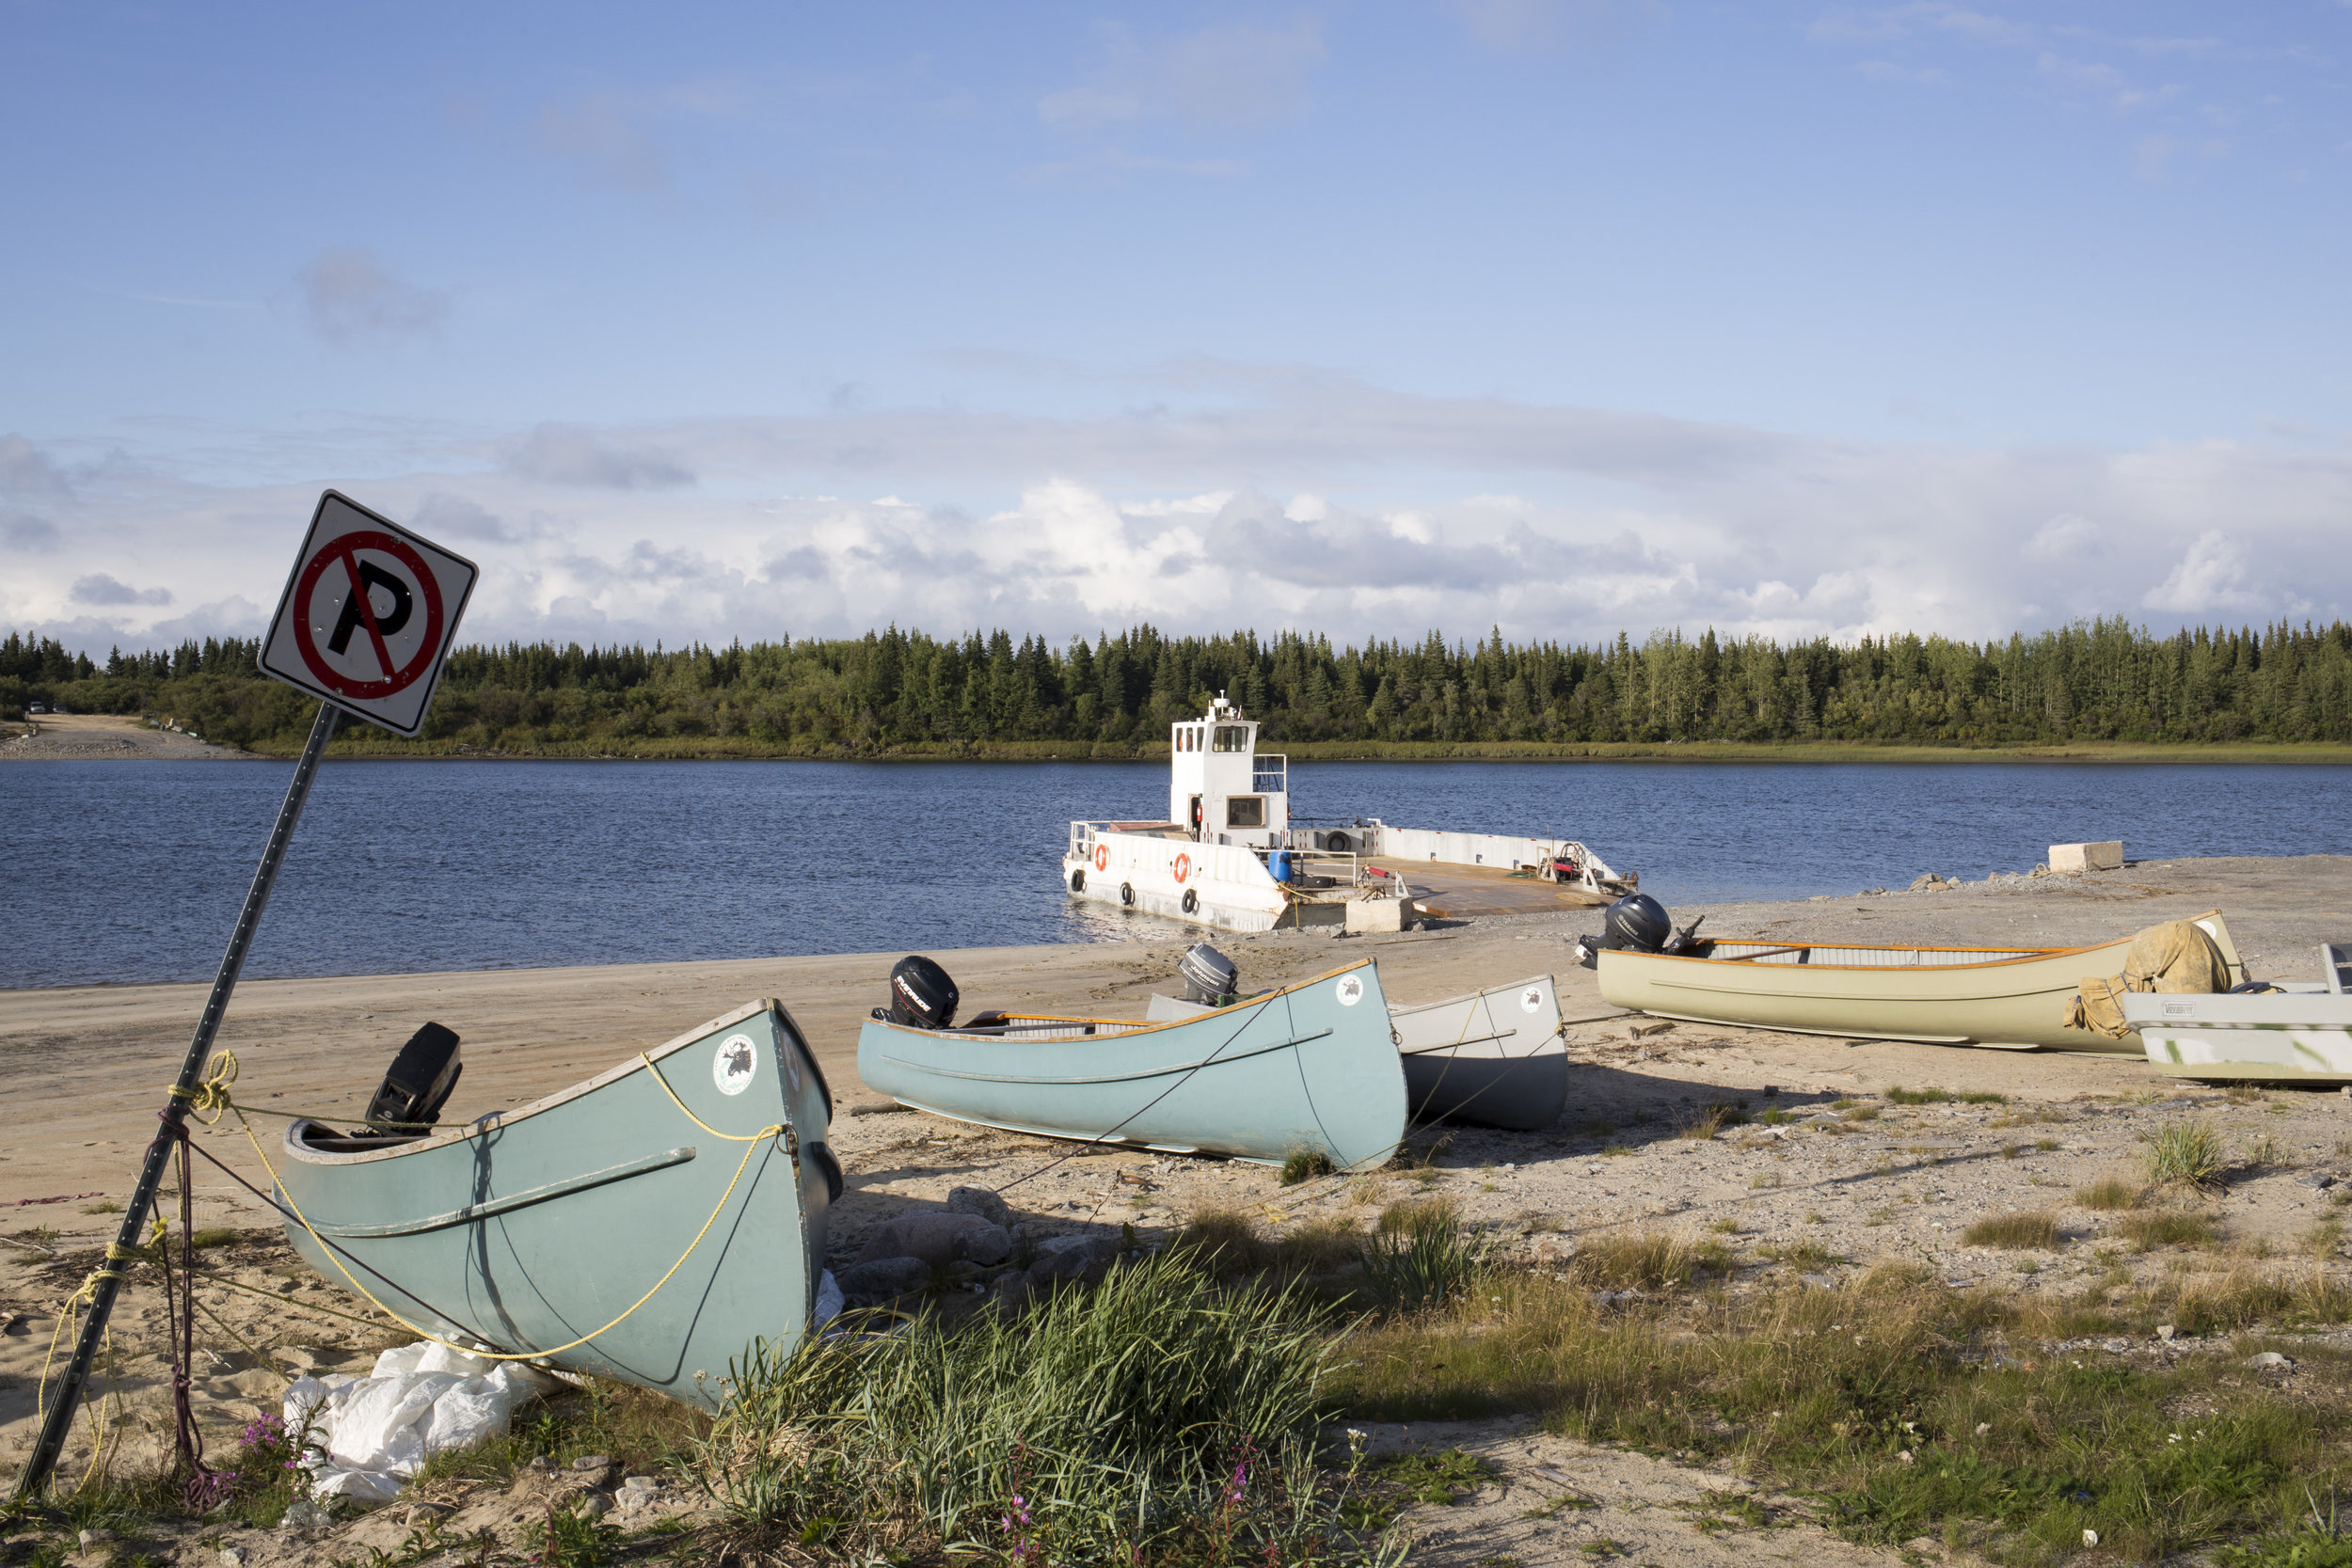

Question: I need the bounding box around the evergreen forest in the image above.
[5,618,2350,757]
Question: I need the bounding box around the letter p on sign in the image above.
[259,491,478,736]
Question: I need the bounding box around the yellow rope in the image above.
[214,1048,787,1364]
[170,1051,239,1123]
[33,1242,138,1489]
[634,1052,778,1141]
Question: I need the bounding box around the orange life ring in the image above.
[1094,844,1108,872]
[1172,852,1191,884]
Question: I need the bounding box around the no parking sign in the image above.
[259,491,478,736]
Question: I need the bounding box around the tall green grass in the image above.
[701,1252,1401,1565]
[2149,1120,2231,1191]
[1361,1196,1484,1312]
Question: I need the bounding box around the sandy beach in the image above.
[5,852,2349,1562]
[0,712,257,761]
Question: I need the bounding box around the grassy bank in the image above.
[16,1205,2352,1566]
[269,732,2352,764]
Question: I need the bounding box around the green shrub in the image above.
[1280,1148,1335,1186]
[2149,1120,2230,1190]
[1362,1201,1484,1312]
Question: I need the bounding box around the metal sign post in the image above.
[12,492,475,1501]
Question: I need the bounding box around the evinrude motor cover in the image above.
[888,955,960,1030]
[363,1022,463,1128]
[1178,942,1240,1006]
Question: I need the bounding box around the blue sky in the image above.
[5,1,2348,654]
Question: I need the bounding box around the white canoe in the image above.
[1150,974,1566,1131]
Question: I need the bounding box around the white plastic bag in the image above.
[283,1342,556,1501]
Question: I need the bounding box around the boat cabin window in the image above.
[1213,725,1248,752]
[1225,796,1264,828]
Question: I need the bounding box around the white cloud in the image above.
[2024,513,2103,561]
[2142,531,2259,613]
[294,248,449,343]
[5,372,2346,655]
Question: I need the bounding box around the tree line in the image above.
[5,617,2350,754]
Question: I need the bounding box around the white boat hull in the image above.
[1391,974,1567,1131]
[1148,974,1568,1131]
[2125,988,2352,1083]
[1063,832,1291,932]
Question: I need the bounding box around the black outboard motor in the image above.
[887,955,960,1030]
[1575,893,1675,969]
[1178,942,1240,1006]
[362,1022,463,1129]
[1606,893,1672,952]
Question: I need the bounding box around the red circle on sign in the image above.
[291,532,444,700]
[1172,853,1191,884]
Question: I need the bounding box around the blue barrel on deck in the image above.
[1270,848,1294,883]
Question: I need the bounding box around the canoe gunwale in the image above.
[1629,910,2233,976]
[873,1026,1334,1086]
[951,957,1379,1038]
[273,997,783,1168]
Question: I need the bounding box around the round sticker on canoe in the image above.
[1335,974,1365,1007]
[713,1035,758,1096]
[1520,987,1544,1014]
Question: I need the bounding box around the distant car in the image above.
[25,704,46,714]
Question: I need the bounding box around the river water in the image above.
[4,759,2346,989]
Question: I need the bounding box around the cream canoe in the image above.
[1597,911,2245,1052]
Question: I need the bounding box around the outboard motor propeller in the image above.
[887,955,960,1030]
[1177,942,1240,1006]
[362,1022,463,1129]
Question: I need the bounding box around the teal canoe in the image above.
[273,1000,835,1412]
[857,958,1407,1168]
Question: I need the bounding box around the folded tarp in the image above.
[2065,920,2230,1039]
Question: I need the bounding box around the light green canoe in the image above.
[274,1000,836,1411]
[1598,911,2246,1052]
[858,958,1407,1168]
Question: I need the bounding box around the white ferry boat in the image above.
[1062,695,1635,933]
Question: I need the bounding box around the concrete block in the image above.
[1344,898,1406,934]
[2048,841,2122,873]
